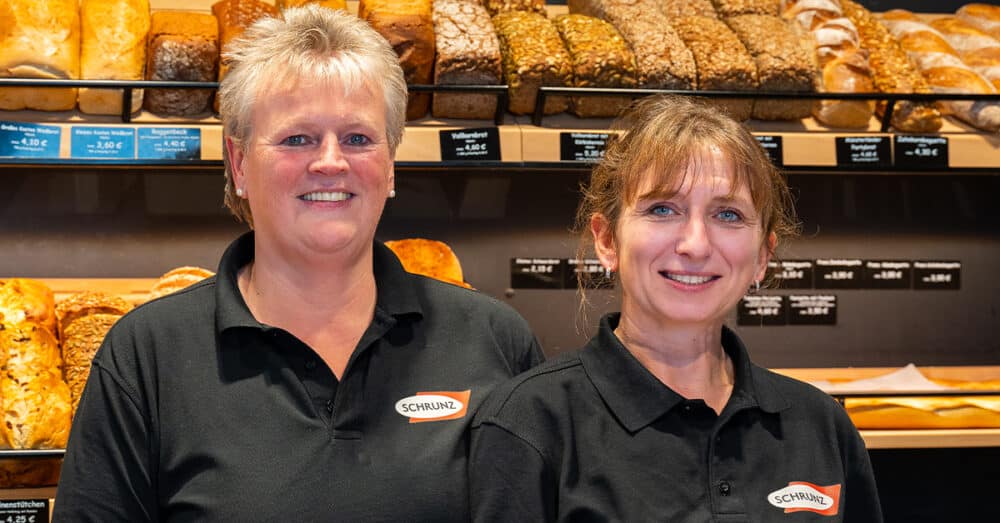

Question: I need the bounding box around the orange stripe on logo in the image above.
[408,390,471,424]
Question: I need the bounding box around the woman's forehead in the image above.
[633,146,741,197]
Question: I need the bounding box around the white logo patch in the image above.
[395,394,465,419]
[768,484,835,511]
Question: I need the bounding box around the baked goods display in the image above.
[431,0,503,120]
[672,15,758,121]
[384,238,471,288]
[359,0,435,120]
[881,10,1000,132]
[0,0,81,111]
[658,0,719,19]
[957,3,1000,41]
[930,16,1000,93]
[148,266,215,300]
[552,14,638,118]
[78,0,151,115]
[0,279,58,337]
[493,10,573,115]
[710,0,780,17]
[483,0,548,17]
[144,11,219,116]
[276,0,349,11]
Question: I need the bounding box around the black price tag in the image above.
[767,260,813,289]
[788,295,837,325]
[559,132,611,162]
[738,295,787,326]
[565,258,615,289]
[754,135,784,167]
[895,135,948,169]
[814,258,863,289]
[836,136,890,168]
[439,127,501,162]
[0,499,49,523]
[913,261,961,290]
[510,258,565,289]
[863,260,912,289]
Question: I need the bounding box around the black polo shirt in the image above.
[470,313,882,522]
[54,232,543,522]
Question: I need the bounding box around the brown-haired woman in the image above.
[470,95,882,522]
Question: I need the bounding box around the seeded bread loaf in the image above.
[841,0,941,133]
[360,0,435,120]
[483,0,547,16]
[79,0,151,115]
[553,14,638,118]
[571,0,696,89]
[493,10,573,115]
[0,0,81,111]
[673,15,757,120]
[930,16,1000,92]
[276,0,349,11]
[144,11,219,117]
[658,0,718,19]
[431,0,503,120]
[55,291,133,342]
[725,14,818,120]
[711,0,779,17]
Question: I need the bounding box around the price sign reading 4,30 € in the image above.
[137,127,201,160]
[71,126,136,159]
[895,135,948,169]
[788,295,837,325]
[836,136,890,168]
[439,127,501,162]
[560,132,611,162]
[510,258,565,289]
[0,121,61,158]
[738,295,787,326]
[0,499,48,523]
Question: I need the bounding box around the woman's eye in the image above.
[346,134,371,146]
[281,135,308,146]
[717,209,743,223]
[650,205,675,216]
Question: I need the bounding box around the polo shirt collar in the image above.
[215,231,423,336]
[579,313,788,433]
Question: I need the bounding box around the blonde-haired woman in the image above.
[470,95,881,522]
[56,7,541,520]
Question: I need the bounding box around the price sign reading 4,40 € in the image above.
[137,127,201,160]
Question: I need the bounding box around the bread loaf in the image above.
[841,0,942,133]
[276,0,349,11]
[957,3,1000,42]
[881,11,1000,132]
[384,239,470,288]
[212,0,277,113]
[930,17,1000,92]
[144,11,219,117]
[483,0,547,16]
[0,321,72,450]
[0,279,57,338]
[78,0,151,115]
[571,0,696,90]
[148,266,215,300]
[845,396,1000,429]
[658,0,718,19]
[726,14,818,120]
[781,0,876,128]
[0,0,81,111]
[711,0,779,17]
[55,291,133,342]
[493,10,573,115]
[431,0,503,120]
[359,0,435,120]
[0,459,61,488]
[673,15,757,121]
[553,14,638,118]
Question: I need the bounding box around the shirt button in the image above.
[304,360,317,371]
[325,399,335,413]
[682,404,692,412]
[719,481,732,496]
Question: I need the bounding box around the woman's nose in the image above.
[675,216,711,258]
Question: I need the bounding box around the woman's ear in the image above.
[591,213,618,272]
[756,231,777,283]
[225,137,246,191]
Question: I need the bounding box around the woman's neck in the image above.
[614,313,734,415]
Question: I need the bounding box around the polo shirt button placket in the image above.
[305,360,317,372]
[326,399,335,414]
[718,481,732,497]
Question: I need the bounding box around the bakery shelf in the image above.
[860,429,1000,449]
[0,450,64,460]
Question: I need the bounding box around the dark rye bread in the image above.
[431,0,502,119]
[360,0,435,120]
[144,11,219,116]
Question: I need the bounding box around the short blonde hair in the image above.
[218,5,407,225]
[575,95,799,286]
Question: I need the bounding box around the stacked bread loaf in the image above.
[658,0,718,19]
[710,0,779,17]
[930,16,1000,93]
[841,0,942,133]
[78,0,151,116]
[553,14,638,118]
[881,10,1000,132]
[144,11,219,117]
[672,15,758,121]
[148,266,215,300]
[431,0,503,120]
[0,279,71,487]
[781,0,877,128]
[56,291,134,415]
[360,0,435,120]
[493,10,574,115]
[0,0,81,111]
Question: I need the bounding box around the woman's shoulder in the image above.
[474,351,588,424]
